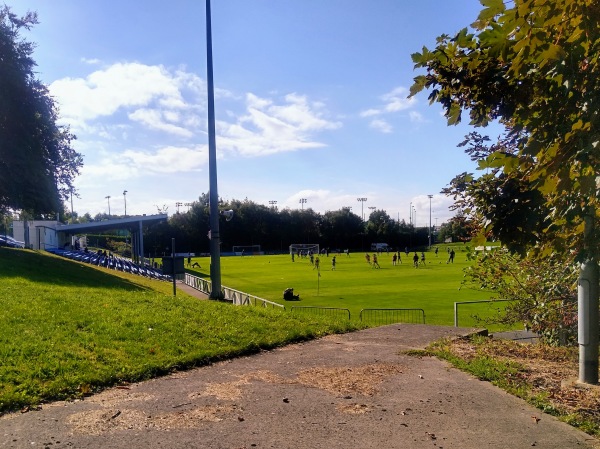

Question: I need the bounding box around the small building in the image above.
[12,214,168,262]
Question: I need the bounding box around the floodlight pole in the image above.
[357,197,367,221]
[578,212,599,384]
[428,194,433,248]
[206,0,223,300]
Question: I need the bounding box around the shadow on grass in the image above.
[0,248,152,291]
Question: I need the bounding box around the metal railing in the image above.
[185,273,212,295]
[184,273,284,309]
[290,306,351,320]
[223,286,284,309]
[359,308,426,325]
[454,299,512,327]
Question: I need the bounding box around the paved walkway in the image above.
[176,280,209,300]
[0,325,596,449]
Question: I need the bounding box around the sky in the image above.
[13,0,500,225]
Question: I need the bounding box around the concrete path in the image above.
[0,325,596,449]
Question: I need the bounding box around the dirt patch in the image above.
[67,363,403,435]
[448,338,600,427]
[336,402,372,414]
[296,363,404,396]
[87,388,154,407]
[68,405,236,435]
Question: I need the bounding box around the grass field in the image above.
[0,247,359,413]
[188,243,508,328]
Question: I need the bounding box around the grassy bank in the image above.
[0,248,360,413]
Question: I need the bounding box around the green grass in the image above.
[0,247,360,413]
[189,244,507,327]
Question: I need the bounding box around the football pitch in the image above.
[191,244,510,330]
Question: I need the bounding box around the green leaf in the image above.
[447,103,462,125]
[477,0,506,22]
[409,75,427,97]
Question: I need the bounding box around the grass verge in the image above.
[0,248,362,413]
[418,335,600,436]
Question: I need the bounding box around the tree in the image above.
[0,6,82,215]
[441,133,550,255]
[410,0,599,259]
[437,213,474,244]
[410,0,599,381]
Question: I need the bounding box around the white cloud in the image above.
[78,145,208,186]
[360,108,381,118]
[409,111,425,123]
[81,57,101,65]
[361,86,418,132]
[122,145,208,174]
[49,62,206,133]
[128,108,193,138]
[381,87,415,112]
[369,119,393,133]
[217,92,342,156]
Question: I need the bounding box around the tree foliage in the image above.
[463,247,578,345]
[0,6,82,215]
[137,195,431,255]
[410,0,600,261]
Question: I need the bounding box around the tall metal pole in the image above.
[105,195,111,217]
[206,0,223,300]
[357,197,367,221]
[578,211,599,384]
[123,190,127,217]
[428,194,433,248]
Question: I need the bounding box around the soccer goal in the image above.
[289,243,319,256]
[232,245,262,255]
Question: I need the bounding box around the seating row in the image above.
[47,248,170,281]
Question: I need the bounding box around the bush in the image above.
[463,247,578,346]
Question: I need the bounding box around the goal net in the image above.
[289,243,319,256]
[232,245,262,255]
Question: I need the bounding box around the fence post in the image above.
[454,302,458,327]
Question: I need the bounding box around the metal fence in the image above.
[359,308,426,325]
[224,286,285,309]
[290,306,351,320]
[453,300,512,327]
[184,273,284,309]
[185,273,212,295]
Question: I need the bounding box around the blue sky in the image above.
[15,0,497,225]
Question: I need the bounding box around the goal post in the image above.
[289,243,319,255]
[232,245,262,255]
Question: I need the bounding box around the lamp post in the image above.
[269,200,278,210]
[105,195,111,218]
[123,190,127,217]
[206,0,223,300]
[176,202,183,213]
[428,194,433,248]
[368,206,376,219]
[299,198,307,210]
[357,197,367,221]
